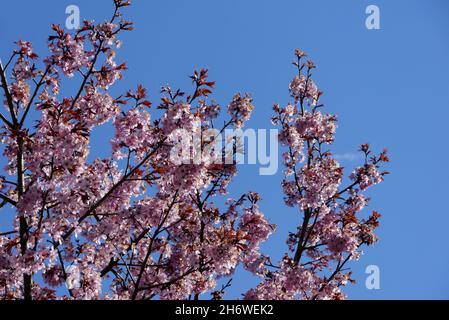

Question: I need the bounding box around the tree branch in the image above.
[0,193,17,206]
[0,60,17,126]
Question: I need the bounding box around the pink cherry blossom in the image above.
[0,1,388,301]
[0,1,276,300]
[227,93,254,128]
[246,49,389,300]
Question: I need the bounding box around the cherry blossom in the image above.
[247,49,389,300]
[0,0,274,300]
[0,1,387,301]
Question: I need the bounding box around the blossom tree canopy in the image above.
[0,1,388,300]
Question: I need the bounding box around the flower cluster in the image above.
[48,25,90,77]
[289,74,319,102]
[227,93,254,128]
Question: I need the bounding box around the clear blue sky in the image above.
[1,0,449,299]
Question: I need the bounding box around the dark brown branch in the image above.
[0,193,17,206]
[0,61,17,126]
[19,66,51,126]
[311,253,353,300]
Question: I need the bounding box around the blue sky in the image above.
[1,0,449,299]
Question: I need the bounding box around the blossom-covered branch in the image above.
[245,49,389,300]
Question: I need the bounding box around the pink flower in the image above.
[227,93,254,128]
[289,74,319,102]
